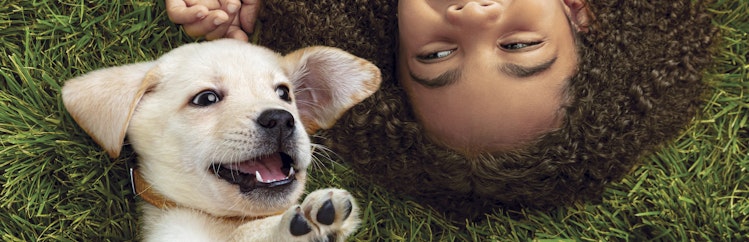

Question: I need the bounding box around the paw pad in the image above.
[342,200,353,221]
[290,211,312,236]
[282,188,359,241]
[316,200,336,225]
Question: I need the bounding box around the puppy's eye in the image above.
[276,85,291,102]
[191,90,221,106]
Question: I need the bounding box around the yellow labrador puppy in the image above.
[62,39,380,241]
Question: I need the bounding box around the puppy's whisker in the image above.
[210,163,221,175]
[309,153,326,171]
[203,163,219,187]
[221,143,243,181]
[294,86,328,93]
[308,142,342,172]
[295,100,325,110]
[310,134,343,162]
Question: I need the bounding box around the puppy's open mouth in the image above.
[210,152,296,193]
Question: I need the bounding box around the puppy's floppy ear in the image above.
[62,62,158,158]
[283,46,382,134]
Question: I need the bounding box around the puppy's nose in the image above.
[257,109,295,140]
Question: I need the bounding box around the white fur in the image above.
[62,39,380,241]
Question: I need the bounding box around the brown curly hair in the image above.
[258,0,717,218]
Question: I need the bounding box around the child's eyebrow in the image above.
[409,56,558,89]
[500,56,557,78]
[409,68,462,89]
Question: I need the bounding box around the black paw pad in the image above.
[290,213,312,236]
[326,233,337,242]
[316,200,336,225]
[342,200,353,221]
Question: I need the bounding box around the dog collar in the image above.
[129,168,280,222]
[130,168,177,209]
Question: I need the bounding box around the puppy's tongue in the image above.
[226,153,286,182]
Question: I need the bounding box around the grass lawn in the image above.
[1,0,747,241]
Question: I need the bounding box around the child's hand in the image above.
[166,0,260,41]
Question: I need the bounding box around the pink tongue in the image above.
[227,153,287,182]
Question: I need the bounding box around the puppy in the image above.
[62,39,381,241]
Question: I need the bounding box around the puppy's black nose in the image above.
[257,109,295,139]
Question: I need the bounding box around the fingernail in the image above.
[214,17,227,25]
[196,11,205,19]
[227,4,239,14]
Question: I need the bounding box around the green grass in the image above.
[1,0,747,241]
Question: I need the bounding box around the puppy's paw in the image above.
[281,188,360,242]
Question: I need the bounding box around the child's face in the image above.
[398,0,582,155]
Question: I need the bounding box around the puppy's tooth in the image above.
[255,171,263,182]
[289,167,296,177]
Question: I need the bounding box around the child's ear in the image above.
[563,0,593,33]
[62,62,158,158]
[282,46,382,134]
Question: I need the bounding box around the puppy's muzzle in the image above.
[210,109,300,193]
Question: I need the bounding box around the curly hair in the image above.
[258,0,717,219]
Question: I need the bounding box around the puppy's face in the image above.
[62,39,381,218]
[129,43,311,217]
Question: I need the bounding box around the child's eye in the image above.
[417,49,456,62]
[500,41,542,50]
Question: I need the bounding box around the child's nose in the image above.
[446,1,501,29]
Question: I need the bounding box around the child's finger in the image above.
[200,0,240,40]
[184,0,221,9]
[226,24,249,42]
[203,10,235,40]
[204,23,232,40]
[219,0,241,15]
[165,0,209,24]
[239,0,261,33]
[182,10,230,39]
